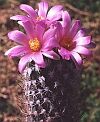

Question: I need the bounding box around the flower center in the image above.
[60,38,76,51]
[29,38,41,52]
[36,16,43,21]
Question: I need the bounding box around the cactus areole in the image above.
[5,1,95,122]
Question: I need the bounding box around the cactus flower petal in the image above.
[58,47,70,60]
[18,54,32,73]
[31,52,46,68]
[10,15,29,21]
[20,4,37,19]
[75,36,91,46]
[71,52,83,67]
[47,5,63,21]
[38,1,48,18]
[73,46,92,56]
[8,30,28,45]
[5,45,27,57]
[10,1,63,27]
[57,11,95,68]
[5,21,59,73]
[42,51,60,60]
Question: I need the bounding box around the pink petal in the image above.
[22,21,36,39]
[18,21,24,26]
[38,1,48,18]
[50,12,62,22]
[75,36,91,46]
[62,11,71,29]
[18,20,35,27]
[55,22,63,40]
[37,19,46,26]
[10,15,29,21]
[47,5,63,20]
[43,28,56,41]
[73,29,85,40]
[42,37,60,51]
[61,11,71,37]
[8,30,28,45]
[5,45,28,57]
[20,4,37,19]
[69,20,81,39]
[32,52,46,68]
[58,47,70,60]
[73,46,92,56]
[42,51,60,60]
[85,41,96,49]
[35,23,45,41]
[71,52,83,68]
[18,54,32,73]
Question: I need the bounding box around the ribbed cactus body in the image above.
[22,59,81,122]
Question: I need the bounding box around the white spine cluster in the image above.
[22,63,54,122]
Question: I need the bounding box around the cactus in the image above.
[22,59,81,122]
[5,1,95,122]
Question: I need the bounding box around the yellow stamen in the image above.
[29,38,41,52]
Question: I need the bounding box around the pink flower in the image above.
[57,11,96,68]
[10,1,63,26]
[5,21,60,73]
